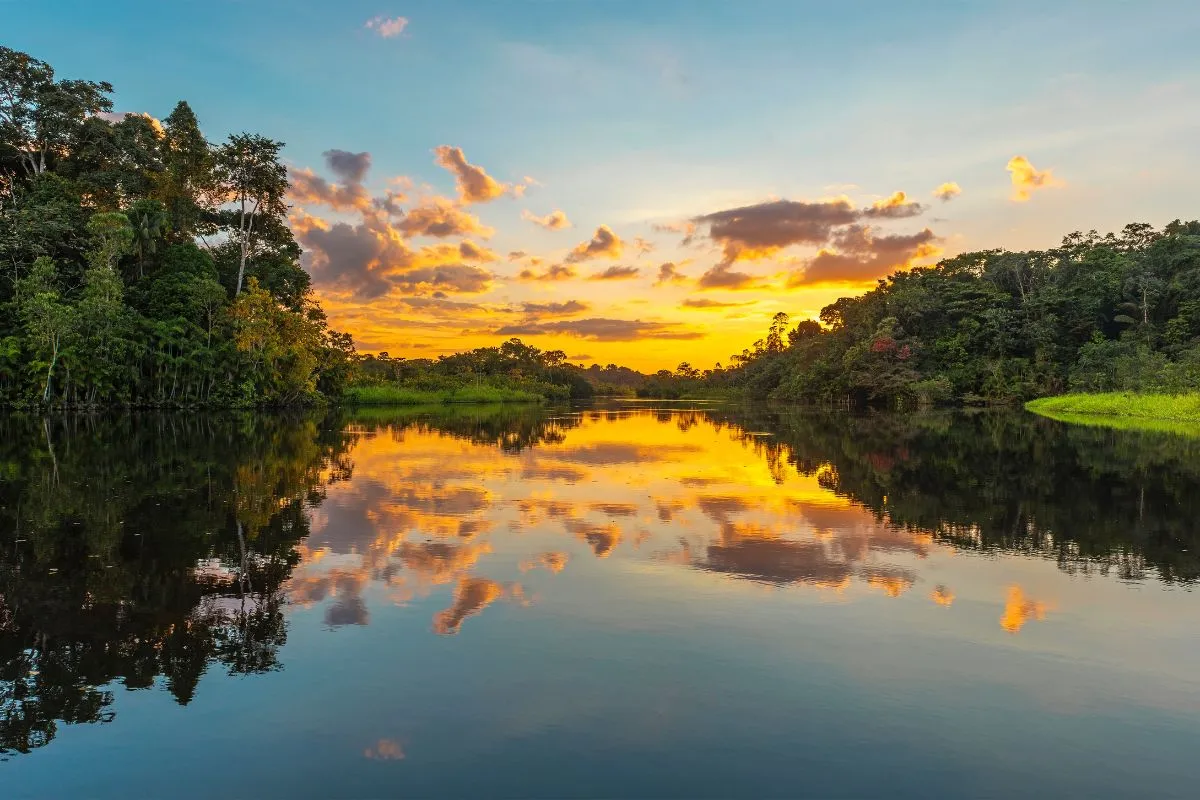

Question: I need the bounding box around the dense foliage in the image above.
[0,47,354,407]
[351,338,600,402]
[713,406,1200,582]
[661,221,1200,405]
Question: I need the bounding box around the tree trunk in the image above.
[43,342,58,404]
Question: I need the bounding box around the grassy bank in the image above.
[344,385,545,405]
[1026,392,1200,435]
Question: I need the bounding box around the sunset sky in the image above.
[10,1,1200,370]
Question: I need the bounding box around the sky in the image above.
[8,0,1200,370]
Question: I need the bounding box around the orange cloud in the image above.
[294,211,495,298]
[1007,156,1063,202]
[694,198,859,264]
[865,191,925,218]
[694,194,927,266]
[457,240,498,262]
[288,167,374,213]
[433,145,515,204]
[588,265,640,281]
[682,298,755,310]
[788,225,941,287]
[933,182,962,202]
[931,585,955,606]
[397,196,494,239]
[517,263,577,282]
[655,262,688,286]
[566,225,623,262]
[522,209,572,230]
[652,220,697,241]
[520,300,589,317]
[493,318,704,342]
[696,263,762,291]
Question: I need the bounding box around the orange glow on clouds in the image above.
[286,146,1039,368]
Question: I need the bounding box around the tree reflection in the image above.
[4,401,1197,758]
[709,407,1200,583]
[0,413,353,756]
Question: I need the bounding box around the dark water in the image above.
[1,403,1198,798]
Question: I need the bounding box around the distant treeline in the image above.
[352,340,649,402]
[0,46,355,407]
[647,220,1200,405]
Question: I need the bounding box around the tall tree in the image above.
[211,134,288,295]
[159,101,210,239]
[0,46,113,177]
[15,257,75,402]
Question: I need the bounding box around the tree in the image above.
[228,278,321,404]
[766,312,789,353]
[211,134,288,295]
[159,101,210,239]
[126,198,169,277]
[84,211,133,271]
[0,46,113,176]
[15,257,75,402]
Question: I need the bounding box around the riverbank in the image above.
[1026,392,1200,435]
[343,385,546,405]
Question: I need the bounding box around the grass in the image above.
[344,384,544,405]
[1026,392,1200,436]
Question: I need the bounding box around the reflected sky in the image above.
[3,405,1199,798]
[290,409,1083,638]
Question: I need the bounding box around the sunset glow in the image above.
[12,2,1194,370]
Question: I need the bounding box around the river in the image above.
[1,402,1197,797]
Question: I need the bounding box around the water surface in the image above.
[2,404,1198,797]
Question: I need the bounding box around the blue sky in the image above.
[7,1,1200,367]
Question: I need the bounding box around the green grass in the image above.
[344,384,544,405]
[1026,392,1200,436]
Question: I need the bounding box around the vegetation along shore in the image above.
[2,45,1198,409]
[1026,393,1200,435]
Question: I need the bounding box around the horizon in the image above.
[8,0,1199,370]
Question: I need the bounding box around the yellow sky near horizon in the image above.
[290,149,1027,371]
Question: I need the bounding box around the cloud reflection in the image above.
[287,407,1068,640]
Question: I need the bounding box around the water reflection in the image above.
[0,413,351,756]
[1,403,1197,762]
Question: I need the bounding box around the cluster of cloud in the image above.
[522,209,572,230]
[494,318,704,342]
[1007,156,1063,202]
[789,225,941,287]
[933,181,962,202]
[678,191,941,289]
[434,145,527,203]
[589,265,640,281]
[364,15,408,38]
[288,142,550,301]
[286,140,1071,354]
[681,298,754,310]
[517,262,576,281]
[520,300,590,316]
[566,224,624,262]
[654,262,687,286]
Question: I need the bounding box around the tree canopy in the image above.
[0,47,353,407]
[658,220,1200,405]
